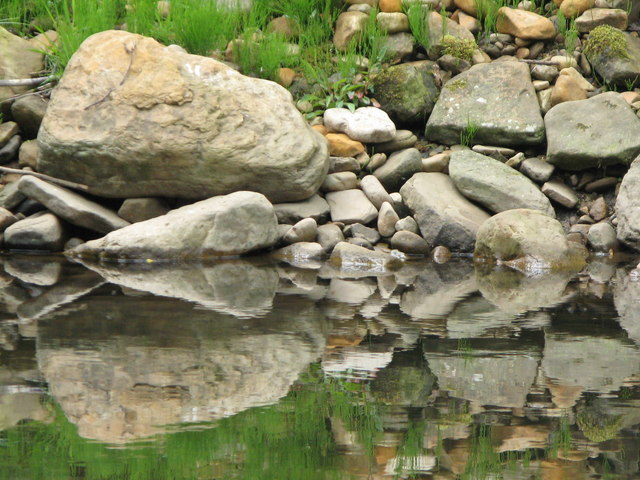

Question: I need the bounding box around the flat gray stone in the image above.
[328,156,360,173]
[0,182,26,210]
[348,223,381,245]
[321,171,358,192]
[360,175,393,209]
[400,172,490,251]
[425,61,545,147]
[520,157,555,183]
[4,212,65,251]
[326,189,378,224]
[69,191,279,260]
[546,92,640,170]
[317,223,344,253]
[541,180,579,208]
[18,176,130,234]
[117,198,170,223]
[390,230,430,254]
[373,148,423,192]
[273,194,330,224]
[449,150,555,217]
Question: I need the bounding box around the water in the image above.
[0,254,640,479]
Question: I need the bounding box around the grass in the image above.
[404,0,431,50]
[460,117,479,146]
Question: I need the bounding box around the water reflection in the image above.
[0,255,638,478]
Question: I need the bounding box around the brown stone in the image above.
[575,8,628,32]
[276,67,296,87]
[0,27,45,102]
[326,133,365,157]
[550,75,588,107]
[589,196,608,221]
[312,125,329,136]
[379,0,402,13]
[559,0,595,18]
[18,139,39,169]
[333,11,369,50]
[454,0,477,16]
[496,7,556,40]
[267,16,300,39]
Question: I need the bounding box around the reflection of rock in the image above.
[445,294,518,338]
[370,349,435,406]
[613,267,640,345]
[491,425,550,452]
[76,259,279,318]
[476,267,573,314]
[322,343,394,380]
[542,332,640,396]
[3,255,62,286]
[37,294,325,443]
[423,338,540,408]
[0,393,51,430]
[400,261,477,320]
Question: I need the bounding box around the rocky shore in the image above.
[2,0,640,274]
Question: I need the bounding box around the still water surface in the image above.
[0,254,640,479]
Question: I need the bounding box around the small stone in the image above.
[321,171,359,192]
[370,129,418,153]
[559,67,595,91]
[4,212,65,251]
[575,8,628,32]
[0,182,26,210]
[329,241,403,270]
[570,223,592,236]
[472,144,516,159]
[533,80,550,90]
[324,107,396,143]
[276,67,296,87]
[347,237,373,249]
[621,91,640,104]
[373,147,423,192]
[578,214,595,224]
[588,222,618,252]
[272,242,324,263]
[567,231,587,244]
[18,140,39,169]
[360,175,393,210]
[378,201,400,237]
[432,245,452,263]
[495,7,556,40]
[274,194,330,224]
[334,11,369,51]
[542,180,579,208]
[348,223,381,244]
[520,157,555,182]
[326,133,365,157]
[395,216,419,234]
[329,156,360,173]
[390,230,430,254]
[283,218,318,244]
[549,55,578,70]
[422,152,450,172]
[11,95,47,138]
[317,223,345,253]
[376,12,409,33]
[267,16,300,38]
[506,152,525,168]
[368,152,387,170]
[0,207,17,232]
[326,189,378,224]
[531,64,559,82]
[589,196,608,221]
[64,237,85,250]
[117,197,170,223]
[379,0,402,12]
[0,135,21,164]
[550,75,588,107]
[584,177,618,192]
[0,122,19,148]
[437,54,471,75]
[560,0,595,18]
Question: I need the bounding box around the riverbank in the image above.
[1,0,640,274]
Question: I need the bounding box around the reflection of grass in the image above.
[548,414,572,458]
[462,425,502,480]
[392,419,428,476]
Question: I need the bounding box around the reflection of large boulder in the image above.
[400,261,477,320]
[423,338,540,408]
[37,294,325,443]
[75,259,278,318]
[69,191,279,260]
[542,333,640,395]
[38,30,328,202]
[370,350,435,406]
[476,267,573,314]
[613,267,640,345]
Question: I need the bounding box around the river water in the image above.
[0,254,639,479]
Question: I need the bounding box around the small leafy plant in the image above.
[299,76,378,120]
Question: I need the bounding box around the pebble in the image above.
[589,196,608,221]
[367,152,387,170]
[360,175,394,209]
[395,216,419,234]
[422,152,450,172]
[328,156,360,173]
[432,245,452,263]
[587,222,618,252]
[390,230,430,254]
[326,189,378,224]
[317,223,344,253]
[520,157,555,183]
[326,133,365,157]
[283,218,318,244]
[371,129,418,153]
[472,144,516,159]
[321,171,359,192]
[584,177,618,193]
[0,135,21,164]
[378,202,400,237]
[0,122,19,148]
[347,223,381,245]
[541,180,579,208]
[324,107,396,143]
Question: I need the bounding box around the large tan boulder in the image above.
[37,30,328,202]
[496,7,556,40]
[0,27,45,102]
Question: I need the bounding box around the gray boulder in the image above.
[4,212,65,252]
[546,92,640,170]
[17,176,130,234]
[400,172,490,251]
[425,61,545,147]
[373,148,423,192]
[68,191,279,260]
[615,157,640,250]
[372,61,440,124]
[586,32,640,88]
[37,30,328,203]
[449,150,555,216]
[474,209,587,273]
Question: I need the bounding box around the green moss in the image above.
[577,409,623,443]
[440,35,476,62]
[446,77,468,91]
[583,25,628,60]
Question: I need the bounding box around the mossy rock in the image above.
[585,28,640,88]
[372,61,440,125]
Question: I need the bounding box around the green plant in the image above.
[583,24,628,59]
[460,117,479,146]
[404,0,431,50]
[299,74,378,120]
[440,34,476,61]
[233,31,294,81]
[624,76,639,90]
[564,17,579,57]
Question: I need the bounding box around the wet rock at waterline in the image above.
[400,173,490,252]
[425,61,545,147]
[545,92,640,170]
[37,30,328,203]
[17,176,130,234]
[474,209,587,273]
[4,212,65,252]
[68,191,279,260]
[448,150,555,217]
